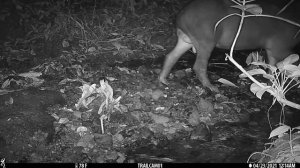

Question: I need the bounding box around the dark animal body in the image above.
[159,0,300,92]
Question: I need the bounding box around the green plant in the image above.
[240,54,300,107]
[248,125,300,163]
[215,0,300,163]
[216,0,300,109]
[75,80,121,134]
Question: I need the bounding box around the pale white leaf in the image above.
[113,51,118,55]
[111,32,119,36]
[76,141,87,147]
[5,97,14,105]
[18,71,42,78]
[269,125,291,139]
[277,54,299,68]
[246,52,263,65]
[88,47,96,53]
[76,126,88,133]
[51,113,59,120]
[250,83,270,99]
[250,83,260,94]
[256,86,271,99]
[251,61,268,67]
[251,62,277,72]
[58,118,69,124]
[289,70,300,78]
[62,40,69,48]
[98,101,106,114]
[117,67,130,74]
[106,77,117,81]
[281,64,299,72]
[152,44,165,51]
[218,78,238,87]
[231,4,262,15]
[112,42,126,50]
[1,79,11,89]
[73,111,82,118]
[245,4,262,15]
[293,126,300,130]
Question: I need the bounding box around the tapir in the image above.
[159,0,300,92]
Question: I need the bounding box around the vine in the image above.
[216,0,300,110]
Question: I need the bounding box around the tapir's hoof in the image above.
[158,77,169,86]
[205,84,219,93]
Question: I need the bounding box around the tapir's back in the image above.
[176,0,300,50]
[177,0,300,26]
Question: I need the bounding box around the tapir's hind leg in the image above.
[159,29,193,85]
[266,45,293,67]
[193,40,218,92]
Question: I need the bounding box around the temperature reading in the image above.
[75,163,87,168]
[79,163,87,168]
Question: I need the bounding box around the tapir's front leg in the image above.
[159,30,193,85]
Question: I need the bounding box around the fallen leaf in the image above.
[218,78,238,87]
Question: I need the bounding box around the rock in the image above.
[77,133,95,148]
[215,94,229,102]
[114,133,124,142]
[149,124,165,134]
[253,108,261,112]
[174,70,186,79]
[149,113,170,125]
[132,95,142,110]
[96,155,106,163]
[188,110,200,126]
[185,68,193,77]
[130,111,142,121]
[153,68,161,75]
[116,152,126,163]
[94,134,113,148]
[139,127,154,139]
[213,103,224,110]
[81,112,90,121]
[199,116,212,124]
[190,123,211,142]
[197,98,214,114]
[137,65,148,75]
[119,104,128,113]
[151,89,164,101]
[106,150,118,160]
[166,134,174,140]
[73,111,82,118]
